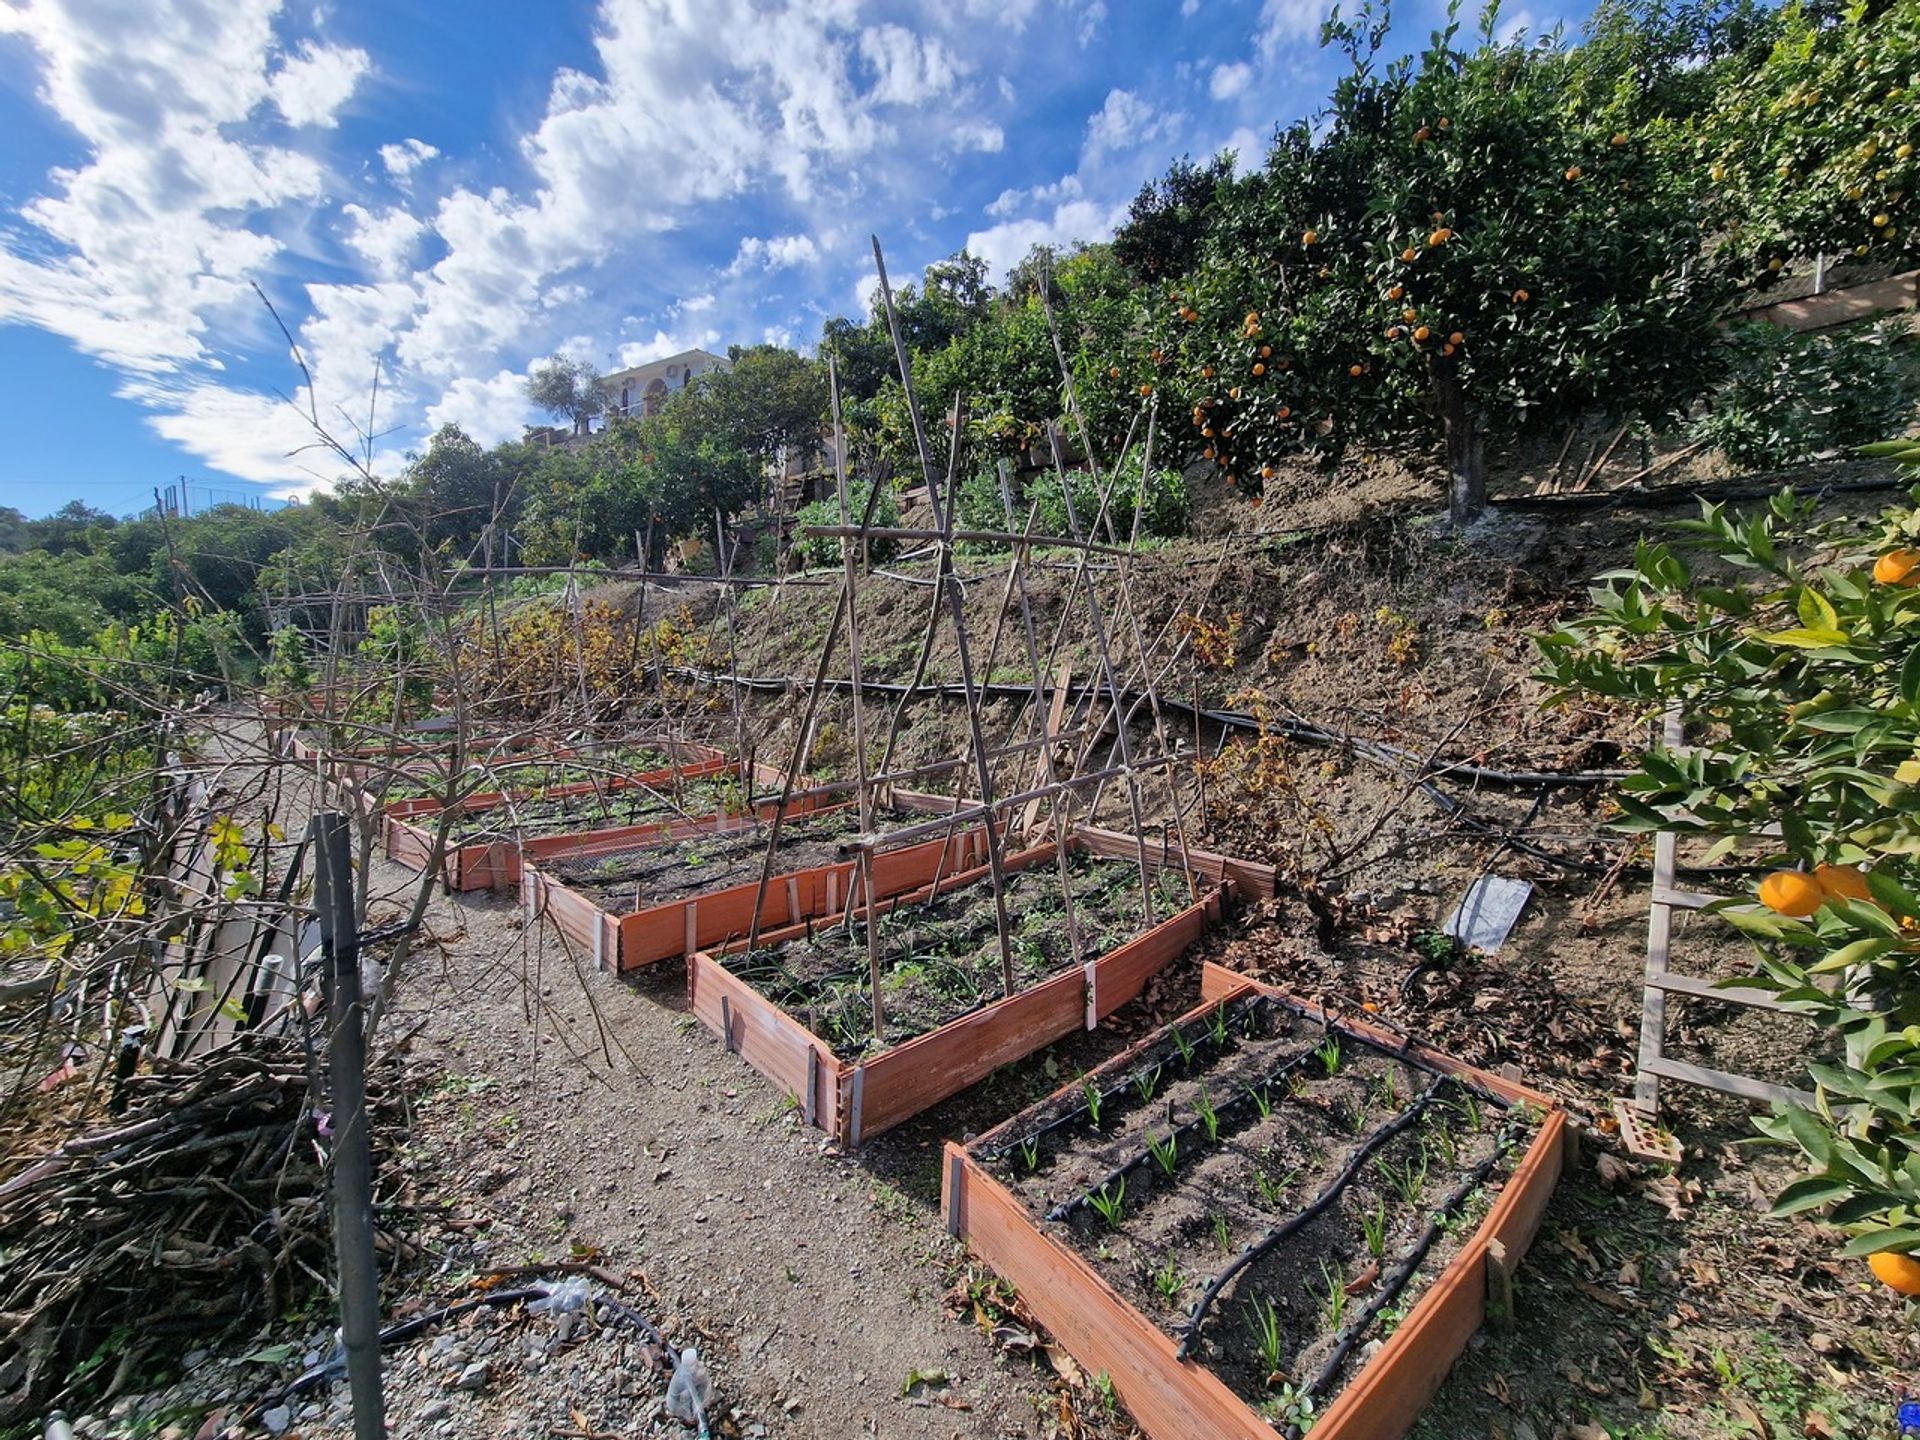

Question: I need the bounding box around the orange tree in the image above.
[1699,0,1920,280]
[1131,1,1725,521]
[1537,450,1920,1272]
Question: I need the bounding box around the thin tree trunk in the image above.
[1432,369,1486,524]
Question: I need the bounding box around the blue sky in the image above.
[0,0,1572,518]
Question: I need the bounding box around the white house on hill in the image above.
[603,348,731,421]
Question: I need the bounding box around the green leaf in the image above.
[1769,1174,1853,1216]
[1839,1227,1920,1258]
[1796,587,1839,633]
[1757,627,1851,649]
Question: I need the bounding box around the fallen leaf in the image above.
[1565,1422,1610,1440]
[1557,1228,1600,1271]
[1043,1344,1085,1390]
[1617,1257,1642,1288]
[1345,1261,1380,1295]
[1804,1409,1836,1439]
[933,1394,974,1412]
[1594,1153,1634,1189]
[1575,1279,1635,1313]
[1482,1372,1513,1406]
[1730,1394,1771,1438]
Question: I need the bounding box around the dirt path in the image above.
[297,844,1085,1440]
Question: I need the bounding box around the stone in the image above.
[454,1360,489,1392]
[260,1405,292,1435]
[417,1400,451,1423]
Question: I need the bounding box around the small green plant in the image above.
[1247,1083,1273,1120]
[1375,1149,1429,1206]
[1374,1070,1401,1110]
[1254,1167,1295,1209]
[1196,1086,1220,1143]
[1147,1129,1179,1179]
[1316,1035,1343,1076]
[1457,1091,1483,1133]
[1209,1003,1229,1046]
[1245,1293,1284,1374]
[1019,1136,1040,1172]
[1427,1121,1459,1168]
[1171,1025,1195,1066]
[1213,1213,1232,1252]
[1093,1370,1119,1417]
[1272,1382,1317,1431]
[1152,1252,1183,1305]
[1361,1200,1388,1258]
[1088,1177,1126,1228]
[1319,1258,1349,1333]
[1133,1063,1161,1104]
[1084,1080,1104,1130]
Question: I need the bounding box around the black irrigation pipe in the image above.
[1045,1034,1329,1223]
[1496,471,1909,516]
[1291,1114,1532,1436]
[977,992,1275,1163]
[658,664,1625,790]
[1174,1074,1447,1361]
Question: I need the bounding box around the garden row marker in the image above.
[1624,711,1811,1161]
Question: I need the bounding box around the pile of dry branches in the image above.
[0,1027,408,1425]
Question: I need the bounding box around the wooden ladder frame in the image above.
[1622,712,1816,1159]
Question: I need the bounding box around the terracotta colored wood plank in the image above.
[856,969,1086,1141]
[1074,822,1279,900]
[948,1150,1274,1440]
[687,953,840,1132]
[1091,885,1223,1021]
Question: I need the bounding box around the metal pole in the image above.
[313,811,385,1440]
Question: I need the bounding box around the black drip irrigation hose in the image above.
[657,665,1627,790]
[1174,1074,1447,1361]
[1045,1033,1327,1223]
[977,992,1275,1164]
[281,1277,670,1400]
[1288,1113,1532,1439]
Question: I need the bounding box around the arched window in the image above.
[644,378,668,416]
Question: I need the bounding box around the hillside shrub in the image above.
[792,481,900,569]
[1689,321,1919,470]
[1031,461,1189,545]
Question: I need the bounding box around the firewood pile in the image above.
[0,1029,408,1426]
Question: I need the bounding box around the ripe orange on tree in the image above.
[1413,325,1431,342]
[1875,549,1920,586]
[1349,363,1365,376]
[1449,331,1465,345]
[1758,870,1824,918]
[1565,165,1582,181]
[1429,227,1453,246]
[1512,288,1530,302]
[1814,863,1874,904]
[1869,1251,1920,1296]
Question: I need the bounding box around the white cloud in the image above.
[965,197,1128,282]
[677,292,717,313]
[1257,0,1333,55]
[728,234,821,275]
[270,39,370,128]
[1210,62,1252,99]
[857,23,964,105]
[986,173,1082,218]
[379,138,440,181]
[1219,125,1267,173]
[615,328,722,367]
[422,367,541,448]
[0,0,324,375]
[955,122,1005,153]
[1083,88,1183,159]
[340,203,427,278]
[1182,0,1202,15]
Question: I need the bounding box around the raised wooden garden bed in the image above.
[1075,821,1279,901]
[688,835,1224,1147]
[382,754,782,891]
[941,962,1569,1440]
[523,798,1000,972]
